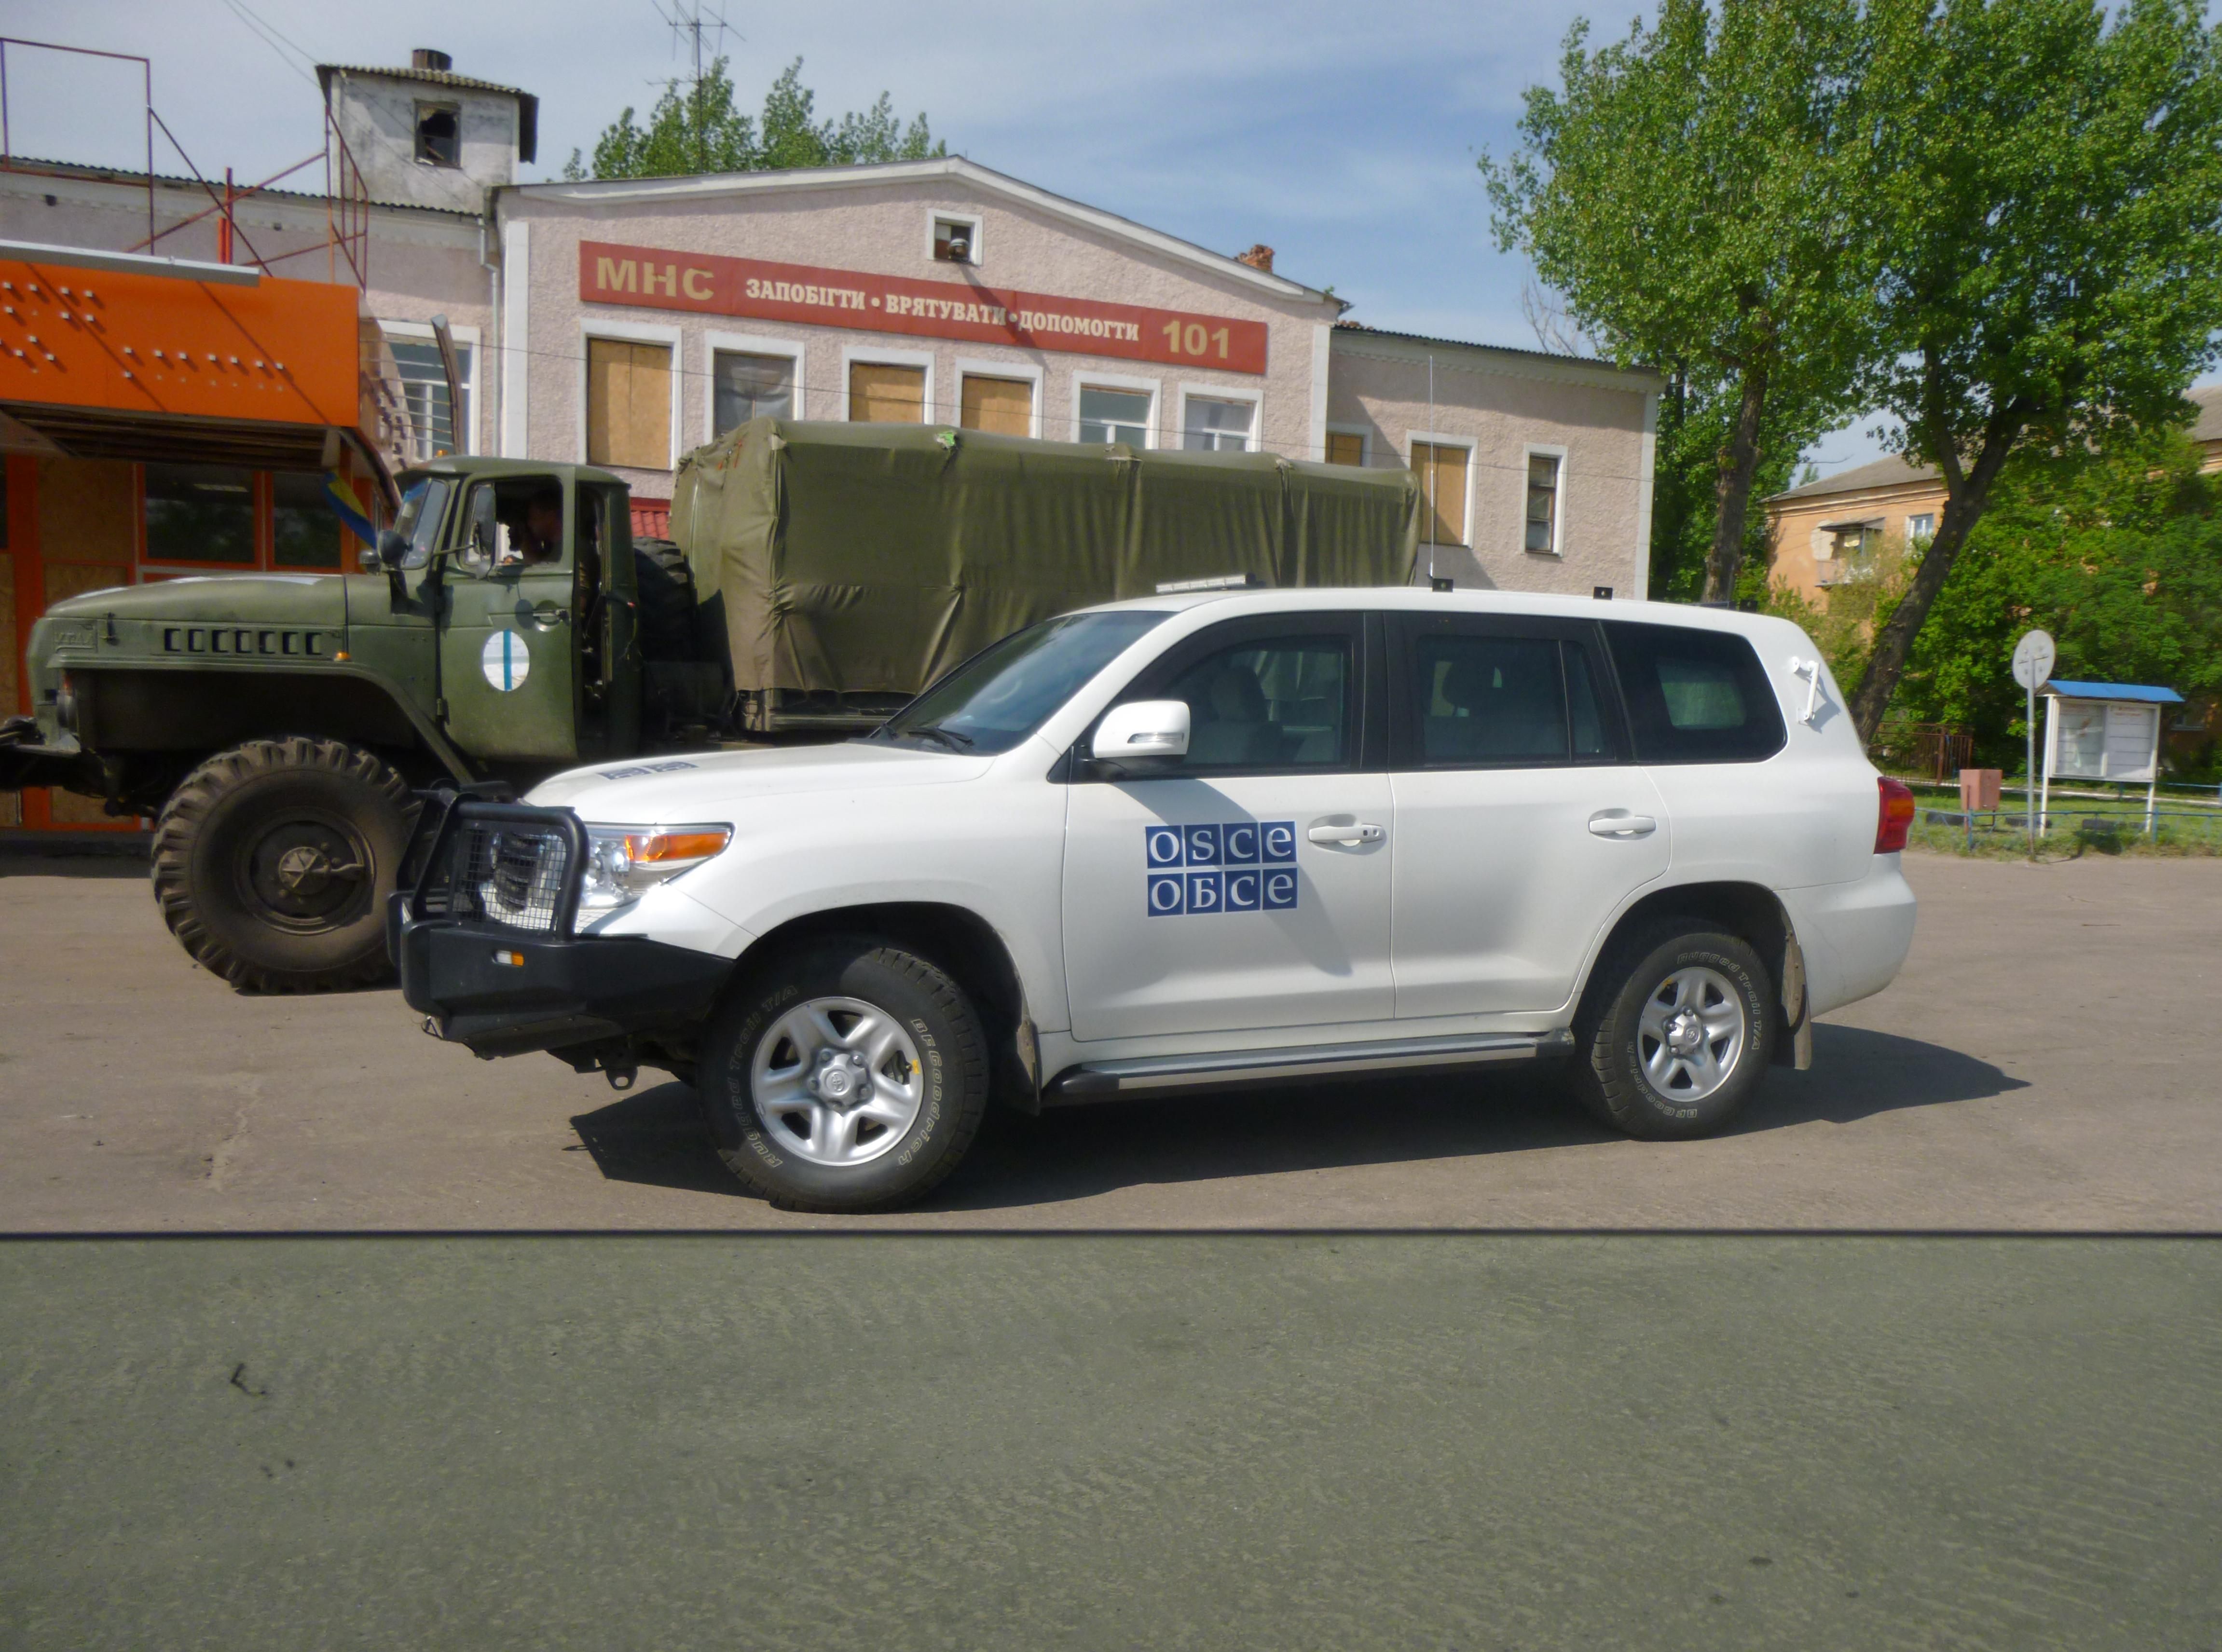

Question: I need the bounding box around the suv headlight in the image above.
[578,823,732,910]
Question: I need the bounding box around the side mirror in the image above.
[455,519,495,578]
[1093,699,1191,763]
[374,527,410,567]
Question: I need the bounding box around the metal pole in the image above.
[2026,674,2036,859]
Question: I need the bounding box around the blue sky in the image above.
[7,0,2206,476]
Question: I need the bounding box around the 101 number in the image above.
[1162,321,1232,360]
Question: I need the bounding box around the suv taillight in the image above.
[1876,777,1916,853]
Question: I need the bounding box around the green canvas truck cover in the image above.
[669,418,1422,697]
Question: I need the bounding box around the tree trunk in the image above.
[1702,363,1769,605]
[1847,441,2013,745]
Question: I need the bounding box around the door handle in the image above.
[1587,810,1657,838]
[528,601,569,630]
[1308,822,1385,846]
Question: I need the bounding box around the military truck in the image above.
[2,420,1419,992]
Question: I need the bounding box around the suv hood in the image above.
[527,739,994,822]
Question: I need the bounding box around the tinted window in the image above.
[1566,645,1613,759]
[1415,634,1564,763]
[1606,622,1785,764]
[144,463,254,564]
[871,610,1170,755]
[1161,636,1351,771]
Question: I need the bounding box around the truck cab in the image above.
[2,459,649,992]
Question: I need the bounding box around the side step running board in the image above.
[1043,1029,1575,1105]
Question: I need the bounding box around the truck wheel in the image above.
[632,537,698,662]
[700,936,991,1213]
[1569,923,1774,1139]
[151,737,414,994]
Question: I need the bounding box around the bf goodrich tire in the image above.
[700,936,991,1213]
[151,737,414,993]
[1569,923,1774,1140]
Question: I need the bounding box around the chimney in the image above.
[1235,244,1276,273]
[412,48,453,71]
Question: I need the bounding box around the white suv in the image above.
[395,589,1917,1212]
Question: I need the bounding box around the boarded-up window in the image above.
[960,374,1033,437]
[1526,453,1562,553]
[850,361,926,424]
[586,338,672,470]
[1325,431,1364,467]
[1412,441,1468,546]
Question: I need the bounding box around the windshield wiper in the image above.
[900,724,975,752]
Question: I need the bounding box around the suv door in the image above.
[437,476,581,762]
[1386,612,1669,1018]
[1061,612,1394,1042]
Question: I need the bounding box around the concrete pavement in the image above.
[1,851,2216,1230]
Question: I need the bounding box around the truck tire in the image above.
[1568,922,1774,1139]
[151,737,415,994]
[700,935,991,1213]
[632,537,697,662]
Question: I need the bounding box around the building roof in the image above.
[2043,680,2185,704]
[1330,321,1663,385]
[316,63,538,164]
[508,156,1334,306]
[1771,383,2222,505]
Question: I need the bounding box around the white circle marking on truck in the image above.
[481,629,531,692]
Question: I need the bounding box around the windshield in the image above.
[391,477,453,571]
[869,610,1172,755]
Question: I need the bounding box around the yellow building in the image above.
[1763,384,2222,606]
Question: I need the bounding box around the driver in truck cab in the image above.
[507,487,566,566]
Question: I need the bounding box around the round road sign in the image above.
[2012,629,2056,691]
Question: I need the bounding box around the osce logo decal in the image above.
[1145,822,1297,917]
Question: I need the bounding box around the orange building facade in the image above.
[0,246,391,827]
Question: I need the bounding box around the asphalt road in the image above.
[4,1234,2217,1650]
[5,848,2218,1647]
[0,849,2216,1231]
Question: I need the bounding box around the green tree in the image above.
[563,57,945,181]
[1886,432,2222,767]
[1484,0,1871,606]
[1843,0,2222,743]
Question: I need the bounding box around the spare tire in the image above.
[633,537,698,662]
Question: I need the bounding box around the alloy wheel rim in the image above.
[1635,965,1747,1102]
[749,995,924,1168]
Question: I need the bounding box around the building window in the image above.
[1906,512,1935,543]
[1078,385,1151,445]
[271,471,343,570]
[933,215,980,264]
[1525,452,1563,554]
[1325,431,1365,467]
[386,335,472,462]
[1183,395,1254,452]
[1412,441,1468,546]
[713,350,795,436]
[414,102,461,168]
[144,463,256,564]
[850,361,926,424]
[586,338,673,469]
[960,373,1033,437]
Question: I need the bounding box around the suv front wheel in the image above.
[700,936,991,1213]
[1571,923,1774,1139]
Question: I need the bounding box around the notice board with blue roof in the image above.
[2039,678,2183,831]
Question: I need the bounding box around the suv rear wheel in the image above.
[700,935,991,1213]
[1570,923,1774,1139]
[151,737,414,993]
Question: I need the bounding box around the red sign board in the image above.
[578,240,1268,376]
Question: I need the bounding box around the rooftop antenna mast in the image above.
[652,0,733,172]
